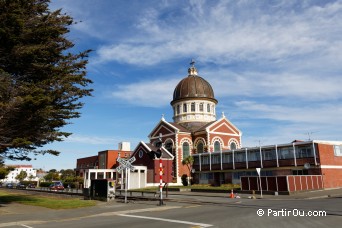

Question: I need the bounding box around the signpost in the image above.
[116,157,136,203]
[256,168,263,199]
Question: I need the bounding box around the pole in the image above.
[259,175,263,199]
[125,167,128,203]
[159,158,163,206]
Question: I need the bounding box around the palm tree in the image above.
[182,156,194,186]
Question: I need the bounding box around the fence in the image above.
[240,175,323,193]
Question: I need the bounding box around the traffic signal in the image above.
[155,149,162,158]
[147,149,162,159]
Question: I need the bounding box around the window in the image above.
[263,149,276,160]
[214,141,221,152]
[139,150,144,158]
[234,152,245,162]
[212,155,220,164]
[223,154,232,163]
[201,155,209,164]
[248,150,260,161]
[183,103,187,112]
[199,103,204,112]
[230,142,237,150]
[177,105,180,114]
[197,142,204,153]
[207,104,210,112]
[296,147,313,158]
[165,141,173,154]
[279,147,294,159]
[334,145,342,156]
[191,102,195,112]
[183,142,190,158]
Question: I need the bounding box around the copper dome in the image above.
[171,67,217,105]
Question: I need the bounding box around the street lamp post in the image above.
[256,168,263,199]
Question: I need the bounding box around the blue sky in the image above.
[6,0,342,171]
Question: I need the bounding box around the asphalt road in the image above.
[1,191,342,228]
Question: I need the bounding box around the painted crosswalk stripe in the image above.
[117,214,213,227]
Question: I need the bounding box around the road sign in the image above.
[116,157,136,172]
[116,165,124,173]
[128,157,136,163]
[116,157,136,204]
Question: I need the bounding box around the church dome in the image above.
[171,63,217,105]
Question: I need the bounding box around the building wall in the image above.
[316,143,342,188]
[76,156,98,170]
[2,165,37,183]
[317,144,342,165]
[153,159,173,183]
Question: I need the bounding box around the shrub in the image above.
[181,174,188,186]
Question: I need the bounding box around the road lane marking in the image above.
[20,225,33,228]
[117,214,213,227]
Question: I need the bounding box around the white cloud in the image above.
[63,135,116,145]
[234,100,342,125]
[209,69,342,101]
[111,78,179,107]
[93,0,342,68]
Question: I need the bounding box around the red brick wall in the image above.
[76,156,98,169]
[321,168,342,188]
[318,144,342,165]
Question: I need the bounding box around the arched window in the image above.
[191,102,195,112]
[230,142,237,150]
[197,142,204,153]
[183,103,187,113]
[214,141,221,152]
[165,141,173,154]
[199,103,204,112]
[182,142,190,158]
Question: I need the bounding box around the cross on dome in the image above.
[188,58,198,75]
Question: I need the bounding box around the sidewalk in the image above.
[165,187,342,200]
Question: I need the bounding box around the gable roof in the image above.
[148,117,180,138]
[132,141,174,160]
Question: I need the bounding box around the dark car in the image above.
[16,183,26,189]
[27,183,36,188]
[6,183,14,188]
[49,183,64,191]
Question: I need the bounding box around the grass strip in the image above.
[0,189,96,209]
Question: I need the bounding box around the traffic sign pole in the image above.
[116,157,136,203]
[125,167,128,203]
[159,158,163,206]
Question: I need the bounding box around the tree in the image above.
[182,155,194,186]
[0,0,93,161]
[0,166,12,179]
[60,169,75,180]
[16,170,27,182]
[44,171,60,181]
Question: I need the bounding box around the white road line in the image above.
[117,214,213,227]
[20,225,33,228]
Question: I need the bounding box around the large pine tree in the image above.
[0,0,93,161]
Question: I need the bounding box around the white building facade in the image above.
[1,165,38,183]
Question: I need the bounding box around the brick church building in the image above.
[131,62,242,185]
[77,61,342,192]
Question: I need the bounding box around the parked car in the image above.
[16,183,27,189]
[49,183,64,191]
[6,183,14,188]
[27,183,36,188]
